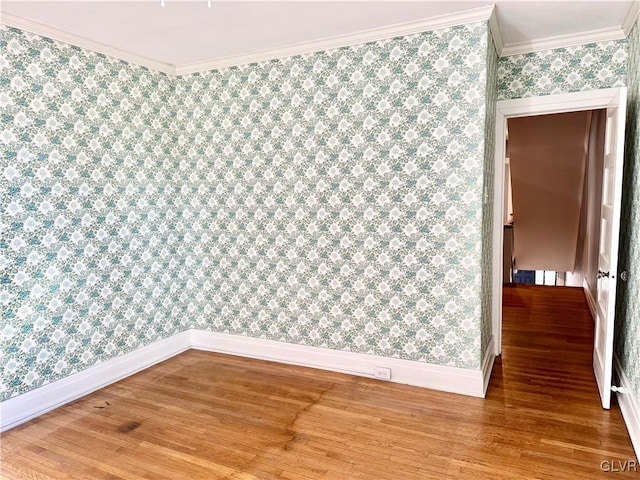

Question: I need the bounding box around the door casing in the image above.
[491,87,628,358]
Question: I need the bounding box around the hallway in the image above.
[499,284,599,402]
[489,284,635,473]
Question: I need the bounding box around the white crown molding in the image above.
[2,5,494,77]
[0,13,177,75]
[501,26,626,57]
[622,0,640,36]
[175,4,495,75]
[488,7,504,56]
[1,4,635,74]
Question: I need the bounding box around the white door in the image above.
[593,88,627,409]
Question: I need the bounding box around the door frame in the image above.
[491,87,628,355]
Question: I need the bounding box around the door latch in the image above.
[620,271,629,282]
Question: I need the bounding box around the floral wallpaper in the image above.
[1,22,496,401]
[480,38,498,357]
[0,27,184,400]
[497,40,628,100]
[615,17,640,403]
[177,23,493,369]
[3,18,636,405]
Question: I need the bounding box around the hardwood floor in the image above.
[1,285,637,479]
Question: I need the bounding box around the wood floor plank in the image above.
[1,285,637,479]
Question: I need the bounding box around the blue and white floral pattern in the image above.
[498,41,628,100]
[174,23,493,368]
[0,23,496,400]
[615,18,640,403]
[0,27,183,400]
[480,39,498,356]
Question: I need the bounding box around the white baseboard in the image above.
[583,278,597,321]
[614,355,640,460]
[0,329,487,432]
[190,330,486,398]
[0,331,191,432]
[482,336,496,397]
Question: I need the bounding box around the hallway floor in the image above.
[493,284,637,475]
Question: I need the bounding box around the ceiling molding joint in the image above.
[501,27,627,57]
[622,0,640,36]
[488,5,504,56]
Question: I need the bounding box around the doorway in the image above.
[491,88,627,409]
[503,109,605,290]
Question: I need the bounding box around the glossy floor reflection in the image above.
[1,285,636,479]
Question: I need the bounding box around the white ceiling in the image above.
[1,1,638,74]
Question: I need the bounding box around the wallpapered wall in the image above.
[480,37,498,357]
[0,27,186,400]
[615,18,640,403]
[497,40,628,100]
[176,23,492,368]
[2,19,636,404]
[0,23,495,401]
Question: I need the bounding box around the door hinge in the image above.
[611,386,625,394]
